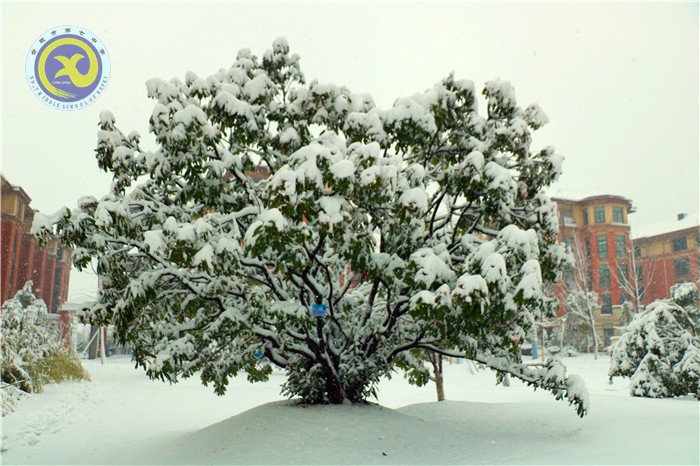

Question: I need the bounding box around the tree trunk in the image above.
[429,351,445,401]
[540,325,546,363]
[590,328,598,359]
[88,325,99,359]
[560,319,565,349]
[587,309,598,360]
[436,353,445,401]
[99,327,106,364]
[324,370,345,404]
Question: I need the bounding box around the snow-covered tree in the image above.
[609,282,700,398]
[33,39,588,415]
[561,234,600,358]
[612,241,656,317]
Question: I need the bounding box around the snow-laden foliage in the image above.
[671,281,700,308]
[1,282,58,414]
[33,39,587,415]
[1,382,23,417]
[609,282,700,398]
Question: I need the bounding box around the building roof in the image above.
[549,188,635,211]
[1,173,32,204]
[632,213,699,240]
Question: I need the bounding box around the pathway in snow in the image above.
[0,362,105,452]
[1,376,103,453]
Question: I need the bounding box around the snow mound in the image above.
[154,400,584,465]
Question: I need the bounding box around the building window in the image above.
[600,265,611,289]
[594,206,605,224]
[564,269,576,288]
[674,258,690,278]
[559,208,574,226]
[617,263,629,286]
[601,295,613,315]
[612,207,624,224]
[563,236,575,252]
[7,231,19,299]
[52,267,62,313]
[672,236,688,252]
[615,235,626,258]
[634,245,641,258]
[583,210,589,226]
[597,235,608,259]
[620,293,627,305]
[603,327,615,345]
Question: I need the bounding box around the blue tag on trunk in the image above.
[311,303,328,317]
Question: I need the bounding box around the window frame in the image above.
[599,265,611,289]
[674,258,690,277]
[597,234,608,259]
[563,236,575,251]
[594,206,605,224]
[617,263,629,285]
[601,295,613,315]
[672,236,688,252]
[612,206,624,224]
[603,327,615,345]
[615,235,626,258]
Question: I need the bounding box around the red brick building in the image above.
[1,174,72,314]
[552,190,636,346]
[632,213,699,304]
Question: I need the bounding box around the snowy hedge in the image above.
[1,282,59,395]
[1,282,58,416]
[1,282,90,416]
[609,282,700,398]
[33,39,588,415]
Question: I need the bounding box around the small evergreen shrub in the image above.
[609,282,700,398]
[1,283,90,416]
[1,282,58,394]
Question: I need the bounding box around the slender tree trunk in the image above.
[436,353,445,401]
[560,319,565,349]
[588,310,598,360]
[88,325,99,359]
[540,325,546,363]
[428,350,445,401]
[99,327,106,364]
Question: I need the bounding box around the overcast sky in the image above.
[2,2,698,301]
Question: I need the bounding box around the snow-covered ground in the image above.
[1,354,698,464]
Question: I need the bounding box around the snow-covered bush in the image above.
[1,382,23,417]
[1,282,58,394]
[34,39,588,415]
[1,282,90,416]
[609,282,700,398]
[1,282,58,416]
[671,281,700,308]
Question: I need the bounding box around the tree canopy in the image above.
[34,38,588,415]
